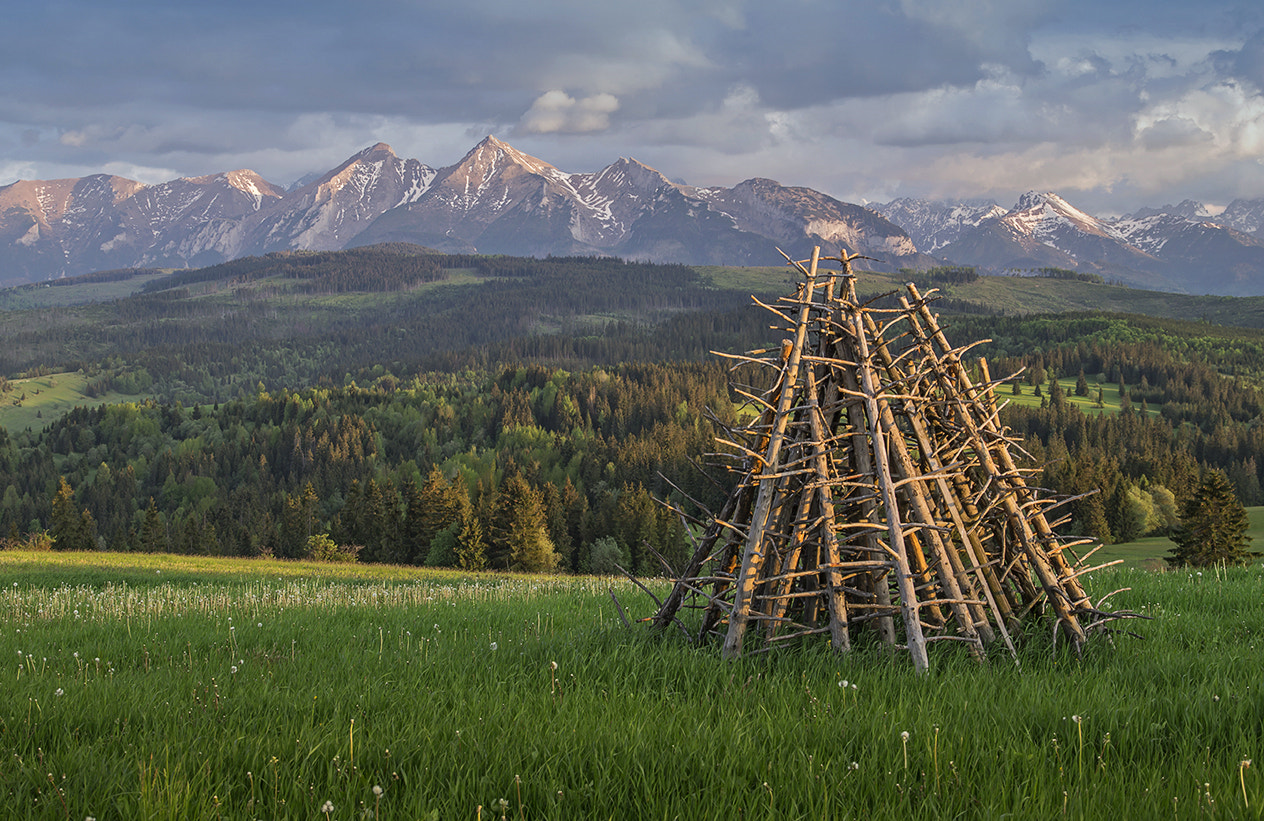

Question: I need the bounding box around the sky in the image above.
[3,0,1264,216]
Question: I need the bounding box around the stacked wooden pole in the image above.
[653,248,1104,670]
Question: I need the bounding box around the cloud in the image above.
[517,92,621,134]
[2,0,1264,216]
[1136,116,1215,150]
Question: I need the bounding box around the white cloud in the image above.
[517,91,620,135]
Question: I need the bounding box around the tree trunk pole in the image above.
[723,248,819,659]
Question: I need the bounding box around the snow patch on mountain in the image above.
[873,198,1004,252]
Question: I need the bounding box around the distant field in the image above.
[0,271,171,311]
[1003,374,1133,416]
[700,264,1264,328]
[1086,505,1264,571]
[0,371,147,433]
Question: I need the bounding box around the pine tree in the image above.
[454,503,487,571]
[49,477,80,551]
[50,477,95,551]
[504,480,561,573]
[138,498,168,553]
[1078,493,1113,545]
[1166,469,1257,567]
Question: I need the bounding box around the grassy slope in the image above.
[1087,505,1264,571]
[0,552,1260,820]
[0,372,148,433]
[0,271,172,311]
[700,265,1264,327]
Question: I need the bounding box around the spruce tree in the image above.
[50,477,95,551]
[1166,469,1257,567]
[454,504,487,571]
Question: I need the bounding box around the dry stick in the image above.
[833,341,900,646]
[722,249,821,659]
[903,290,1087,649]
[765,486,818,638]
[840,272,929,673]
[609,588,633,629]
[753,471,807,624]
[652,485,742,632]
[857,308,1011,650]
[977,359,1093,609]
[851,280,986,651]
[803,364,852,652]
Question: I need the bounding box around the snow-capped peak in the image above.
[1006,191,1126,242]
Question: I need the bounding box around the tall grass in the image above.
[0,552,1260,819]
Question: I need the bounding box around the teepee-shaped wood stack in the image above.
[653,248,1111,671]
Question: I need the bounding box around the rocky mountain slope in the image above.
[5,137,1264,295]
[0,137,924,287]
[881,192,1264,295]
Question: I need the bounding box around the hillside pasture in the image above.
[0,552,1260,820]
[0,371,147,433]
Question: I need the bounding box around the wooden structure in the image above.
[652,248,1111,671]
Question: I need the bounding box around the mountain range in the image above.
[3,136,1264,296]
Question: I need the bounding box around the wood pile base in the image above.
[652,248,1117,671]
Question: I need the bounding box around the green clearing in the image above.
[0,372,147,433]
[1004,375,1130,416]
[0,552,1260,820]
[1090,506,1264,571]
[0,271,171,311]
[699,264,1264,328]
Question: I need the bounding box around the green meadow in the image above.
[0,551,1260,820]
[0,371,145,433]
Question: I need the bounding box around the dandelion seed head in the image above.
[231,666,238,674]
[490,642,498,651]
[54,688,64,697]
[373,785,383,796]
[550,660,558,670]
[321,800,334,813]
[1072,715,1082,723]
[901,731,909,741]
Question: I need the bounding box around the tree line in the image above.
[1,363,735,574]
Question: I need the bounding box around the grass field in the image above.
[699,265,1264,329]
[0,551,1260,820]
[1088,506,1264,572]
[0,371,148,433]
[0,272,172,311]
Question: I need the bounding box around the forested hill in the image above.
[0,248,764,407]
[4,246,1264,568]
